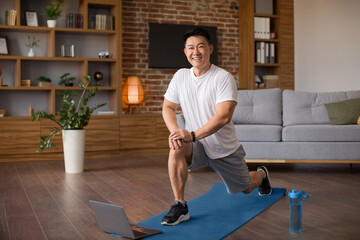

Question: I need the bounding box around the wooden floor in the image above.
[0,155,359,240]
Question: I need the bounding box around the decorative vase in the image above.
[47,20,57,28]
[28,48,35,57]
[62,129,85,173]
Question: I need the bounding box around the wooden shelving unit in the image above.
[238,0,294,90]
[0,0,124,160]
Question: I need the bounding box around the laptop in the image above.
[89,200,162,239]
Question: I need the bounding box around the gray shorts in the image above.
[189,142,253,194]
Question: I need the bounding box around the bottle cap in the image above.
[288,189,302,199]
[288,189,312,199]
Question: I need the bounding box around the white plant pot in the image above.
[62,129,85,173]
[27,48,35,57]
[47,19,57,28]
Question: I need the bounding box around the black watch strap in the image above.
[191,131,196,142]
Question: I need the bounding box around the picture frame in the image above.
[25,11,38,27]
[0,36,10,55]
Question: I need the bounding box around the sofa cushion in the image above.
[241,142,360,160]
[282,90,360,126]
[235,125,282,142]
[232,88,282,125]
[282,125,360,142]
[324,98,360,125]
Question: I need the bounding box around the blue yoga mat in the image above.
[128,183,286,240]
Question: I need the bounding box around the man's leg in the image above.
[242,170,265,194]
[243,167,272,195]
[162,142,192,225]
[168,141,193,200]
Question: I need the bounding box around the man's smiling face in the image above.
[184,36,213,75]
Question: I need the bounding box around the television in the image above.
[148,23,218,68]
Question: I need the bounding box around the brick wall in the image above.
[122,0,239,113]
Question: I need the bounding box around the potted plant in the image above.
[25,35,40,57]
[44,0,63,28]
[37,76,52,87]
[32,76,106,173]
[59,73,76,86]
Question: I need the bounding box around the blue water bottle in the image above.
[288,189,311,232]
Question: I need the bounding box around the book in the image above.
[256,42,261,63]
[66,13,84,28]
[265,43,270,63]
[5,10,17,26]
[260,42,265,63]
[270,43,275,63]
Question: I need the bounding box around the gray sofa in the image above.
[232,88,360,162]
[177,88,360,163]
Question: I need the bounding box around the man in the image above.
[161,28,271,226]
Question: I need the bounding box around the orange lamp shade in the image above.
[122,76,144,104]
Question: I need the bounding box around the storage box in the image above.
[255,0,274,14]
[21,79,31,87]
[38,81,51,87]
[263,75,278,88]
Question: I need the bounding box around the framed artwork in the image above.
[25,11,38,27]
[0,36,10,55]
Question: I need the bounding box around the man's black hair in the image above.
[184,27,212,46]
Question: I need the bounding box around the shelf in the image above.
[255,63,280,67]
[0,56,116,62]
[0,25,116,34]
[54,86,116,90]
[254,38,279,42]
[0,86,116,91]
[254,13,279,19]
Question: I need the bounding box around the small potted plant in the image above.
[44,0,63,28]
[25,35,40,57]
[32,76,106,173]
[59,73,76,86]
[37,76,52,87]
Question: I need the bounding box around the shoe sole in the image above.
[161,213,190,226]
[258,166,272,196]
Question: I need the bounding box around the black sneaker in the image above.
[257,166,272,196]
[161,201,190,226]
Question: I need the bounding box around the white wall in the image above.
[294,0,360,92]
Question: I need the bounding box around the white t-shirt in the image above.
[164,64,240,159]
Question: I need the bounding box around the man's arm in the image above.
[162,98,185,149]
[162,98,180,133]
[169,100,236,142]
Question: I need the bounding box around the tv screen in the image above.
[148,23,218,68]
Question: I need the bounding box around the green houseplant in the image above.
[44,0,63,27]
[33,76,106,173]
[37,76,52,87]
[59,72,76,86]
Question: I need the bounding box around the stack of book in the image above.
[66,13,84,28]
[254,17,270,39]
[88,15,114,30]
[256,41,275,64]
[5,10,17,26]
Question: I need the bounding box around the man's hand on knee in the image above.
[169,138,184,150]
[169,128,192,143]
